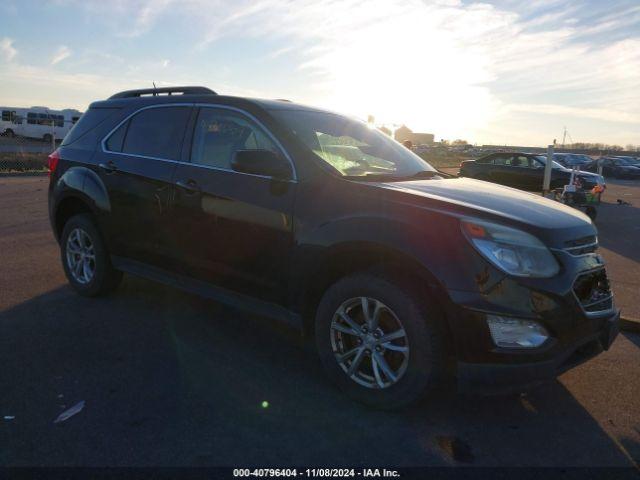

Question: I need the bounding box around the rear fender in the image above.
[51,166,111,241]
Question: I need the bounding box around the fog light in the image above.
[487,315,549,348]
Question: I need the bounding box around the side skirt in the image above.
[111,255,303,332]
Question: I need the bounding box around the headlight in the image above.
[487,315,549,348]
[461,220,559,278]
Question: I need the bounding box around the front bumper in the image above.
[457,309,619,394]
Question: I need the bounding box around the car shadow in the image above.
[0,277,638,468]
[596,205,640,264]
[596,180,640,263]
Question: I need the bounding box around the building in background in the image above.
[394,125,434,145]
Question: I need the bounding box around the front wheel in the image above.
[315,272,446,410]
[60,214,122,296]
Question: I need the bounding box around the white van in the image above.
[0,107,23,138]
[1,106,82,142]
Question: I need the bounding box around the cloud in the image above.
[11,0,640,144]
[132,0,635,143]
[508,103,640,125]
[51,45,71,65]
[0,37,17,62]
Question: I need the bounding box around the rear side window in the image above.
[105,121,127,152]
[120,106,191,160]
[490,155,510,165]
[62,107,120,146]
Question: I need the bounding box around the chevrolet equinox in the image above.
[48,86,619,409]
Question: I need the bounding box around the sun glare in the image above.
[298,2,497,141]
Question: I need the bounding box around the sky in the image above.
[0,0,639,147]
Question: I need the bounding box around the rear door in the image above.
[95,104,192,268]
[518,155,546,191]
[494,154,532,190]
[170,105,296,304]
[485,153,514,185]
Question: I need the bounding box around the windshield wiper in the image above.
[345,170,440,182]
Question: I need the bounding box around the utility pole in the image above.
[561,127,567,149]
[542,140,555,196]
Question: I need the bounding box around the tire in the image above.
[60,214,122,297]
[43,133,53,143]
[314,272,446,410]
[4,129,14,138]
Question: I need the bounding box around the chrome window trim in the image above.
[100,103,193,157]
[100,102,298,182]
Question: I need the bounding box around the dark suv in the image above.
[48,86,619,409]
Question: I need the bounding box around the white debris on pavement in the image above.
[53,401,85,424]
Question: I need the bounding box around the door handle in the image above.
[98,161,118,174]
[175,179,201,195]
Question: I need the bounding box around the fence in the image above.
[0,134,51,172]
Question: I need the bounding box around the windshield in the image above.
[561,154,592,164]
[614,157,639,166]
[535,155,566,170]
[270,109,436,179]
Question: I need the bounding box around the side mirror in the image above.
[231,149,292,180]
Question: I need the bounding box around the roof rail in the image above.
[108,86,217,99]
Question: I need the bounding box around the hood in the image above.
[376,177,595,245]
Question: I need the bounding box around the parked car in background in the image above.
[459,152,605,191]
[552,153,593,168]
[48,87,619,409]
[583,156,640,179]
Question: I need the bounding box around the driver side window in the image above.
[191,108,279,169]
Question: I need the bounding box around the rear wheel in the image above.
[315,272,446,410]
[60,214,122,296]
[3,129,14,138]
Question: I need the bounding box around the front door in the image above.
[170,106,296,304]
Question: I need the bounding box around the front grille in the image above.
[573,268,613,313]
[564,235,598,255]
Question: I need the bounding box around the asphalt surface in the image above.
[596,180,640,319]
[1,176,639,468]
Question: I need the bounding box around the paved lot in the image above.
[596,180,640,319]
[0,176,639,468]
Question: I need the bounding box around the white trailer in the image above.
[1,106,82,142]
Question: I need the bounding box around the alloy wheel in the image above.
[66,227,96,285]
[330,297,410,389]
